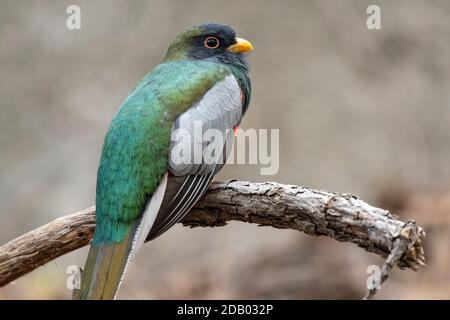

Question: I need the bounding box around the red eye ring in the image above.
[204,36,220,49]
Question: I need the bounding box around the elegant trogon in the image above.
[75,23,253,299]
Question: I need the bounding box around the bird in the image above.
[74,23,253,299]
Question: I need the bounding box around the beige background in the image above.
[0,0,449,299]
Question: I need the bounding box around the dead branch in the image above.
[0,180,426,298]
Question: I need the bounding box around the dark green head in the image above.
[164,23,253,70]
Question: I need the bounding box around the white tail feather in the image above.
[113,173,168,299]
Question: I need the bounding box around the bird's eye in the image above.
[204,36,220,49]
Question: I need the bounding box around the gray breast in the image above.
[168,75,242,176]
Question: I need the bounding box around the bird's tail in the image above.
[73,174,168,300]
[72,222,138,300]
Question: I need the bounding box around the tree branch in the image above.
[0,180,426,298]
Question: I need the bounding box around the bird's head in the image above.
[164,23,253,69]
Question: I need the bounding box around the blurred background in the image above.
[1,0,449,299]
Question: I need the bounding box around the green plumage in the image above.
[94,60,230,244]
[78,23,252,300]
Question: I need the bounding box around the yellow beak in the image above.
[227,37,254,54]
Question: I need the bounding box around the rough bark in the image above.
[0,180,426,297]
